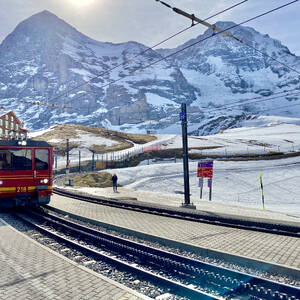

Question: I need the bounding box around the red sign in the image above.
[197,168,213,178]
[197,161,213,178]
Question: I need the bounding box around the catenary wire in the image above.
[68,1,299,113]
[187,92,300,123]
[70,85,300,117]
[63,0,298,109]
[203,90,300,114]
[155,0,300,75]
[258,101,300,114]
[37,0,248,109]
[3,1,247,111]
[71,0,300,109]
[8,1,299,116]
[45,1,249,109]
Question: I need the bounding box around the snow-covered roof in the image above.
[0,109,12,117]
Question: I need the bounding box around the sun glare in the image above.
[68,0,96,8]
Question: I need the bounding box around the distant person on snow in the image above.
[112,174,118,193]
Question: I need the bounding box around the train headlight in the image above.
[0,180,3,185]
[18,140,27,146]
[40,178,49,184]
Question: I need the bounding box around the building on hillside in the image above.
[0,108,28,140]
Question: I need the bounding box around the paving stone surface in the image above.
[50,195,300,271]
[0,218,149,300]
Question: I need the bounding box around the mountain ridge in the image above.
[0,11,299,134]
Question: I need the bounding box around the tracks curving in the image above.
[15,208,300,300]
[53,187,300,238]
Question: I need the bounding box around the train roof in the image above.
[0,139,52,147]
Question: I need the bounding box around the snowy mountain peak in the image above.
[0,10,80,53]
[34,9,56,17]
[0,12,300,134]
[14,10,75,34]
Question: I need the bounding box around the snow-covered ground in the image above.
[53,134,176,168]
[32,123,300,216]
[47,123,300,168]
[167,123,300,155]
[102,156,300,215]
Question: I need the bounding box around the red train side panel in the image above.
[0,139,53,208]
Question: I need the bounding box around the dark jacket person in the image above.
[112,174,118,192]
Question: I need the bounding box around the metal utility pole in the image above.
[92,152,95,171]
[66,139,70,169]
[78,150,81,173]
[260,172,265,210]
[180,103,194,208]
[65,139,70,185]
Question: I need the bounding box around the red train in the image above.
[0,139,53,208]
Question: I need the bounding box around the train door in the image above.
[34,148,51,185]
[34,148,52,204]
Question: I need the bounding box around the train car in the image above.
[0,139,53,208]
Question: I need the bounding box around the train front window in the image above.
[0,149,32,170]
[35,149,49,170]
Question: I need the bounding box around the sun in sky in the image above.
[67,0,96,8]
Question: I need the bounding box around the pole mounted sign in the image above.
[197,161,213,178]
[179,111,186,121]
[197,161,214,201]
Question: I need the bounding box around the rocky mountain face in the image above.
[0,11,299,134]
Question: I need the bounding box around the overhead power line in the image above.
[259,101,300,114]
[41,1,248,109]
[196,92,300,134]
[6,1,245,112]
[70,0,300,112]
[5,97,72,110]
[205,89,300,113]
[64,0,300,117]
[155,0,300,76]
[19,99,72,109]
[156,0,244,43]
[71,82,300,117]
[9,1,299,115]
[49,1,248,110]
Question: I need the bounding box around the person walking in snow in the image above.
[112,174,118,192]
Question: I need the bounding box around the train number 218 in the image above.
[16,187,27,193]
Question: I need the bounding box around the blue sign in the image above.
[180,112,186,121]
[198,161,213,168]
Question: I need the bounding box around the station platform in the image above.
[61,186,300,224]
[0,216,150,300]
[49,187,300,278]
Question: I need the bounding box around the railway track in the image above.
[53,187,300,238]
[15,208,300,300]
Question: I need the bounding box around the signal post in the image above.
[180,103,196,209]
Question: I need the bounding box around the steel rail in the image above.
[18,208,300,300]
[53,187,300,238]
[16,209,217,300]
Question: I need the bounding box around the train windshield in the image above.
[0,149,32,170]
[35,149,49,170]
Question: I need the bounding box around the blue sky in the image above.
[0,0,299,55]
